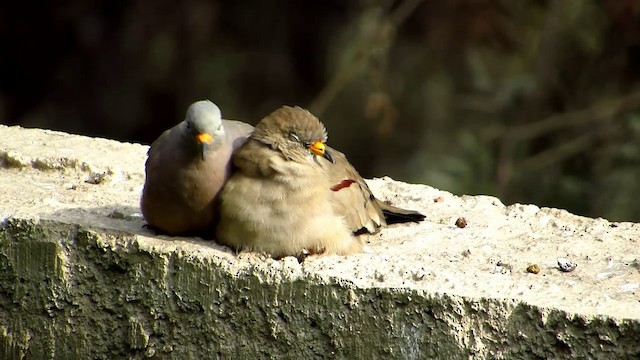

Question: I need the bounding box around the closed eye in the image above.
[288,133,300,143]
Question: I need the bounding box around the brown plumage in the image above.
[141,100,253,237]
[216,106,424,258]
[326,146,425,234]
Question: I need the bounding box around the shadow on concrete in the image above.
[45,205,232,254]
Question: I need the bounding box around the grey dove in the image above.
[216,105,424,258]
[141,100,253,237]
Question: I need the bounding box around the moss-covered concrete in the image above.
[2,219,638,359]
[1,125,639,359]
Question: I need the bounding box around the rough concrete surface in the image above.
[0,124,639,359]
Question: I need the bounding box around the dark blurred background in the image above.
[2,0,640,221]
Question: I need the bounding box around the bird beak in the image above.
[197,133,213,144]
[323,148,335,163]
[196,133,213,160]
[309,141,334,163]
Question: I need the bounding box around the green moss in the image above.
[1,218,639,358]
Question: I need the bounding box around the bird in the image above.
[140,100,253,237]
[216,105,424,258]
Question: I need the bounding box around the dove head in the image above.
[253,106,334,163]
[183,100,224,158]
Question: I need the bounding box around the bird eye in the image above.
[288,133,300,142]
[186,122,191,129]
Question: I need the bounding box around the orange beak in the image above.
[309,141,325,156]
[309,141,335,163]
[197,133,213,144]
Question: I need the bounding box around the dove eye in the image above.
[288,133,300,143]
[186,122,192,129]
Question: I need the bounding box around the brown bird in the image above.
[141,100,253,237]
[216,106,424,258]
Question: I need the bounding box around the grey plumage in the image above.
[141,100,253,237]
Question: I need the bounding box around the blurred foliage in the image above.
[2,0,640,221]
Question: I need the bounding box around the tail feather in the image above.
[376,199,425,224]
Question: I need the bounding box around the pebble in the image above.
[557,258,577,272]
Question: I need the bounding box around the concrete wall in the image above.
[1,125,639,359]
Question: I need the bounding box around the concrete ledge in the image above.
[1,124,639,359]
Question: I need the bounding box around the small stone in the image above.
[455,217,467,228]
[86,171,109,184]
[557,258,577,272]
[526,264,540,274]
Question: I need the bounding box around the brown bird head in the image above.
[182,100,225,159]
[252,106,335,163]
